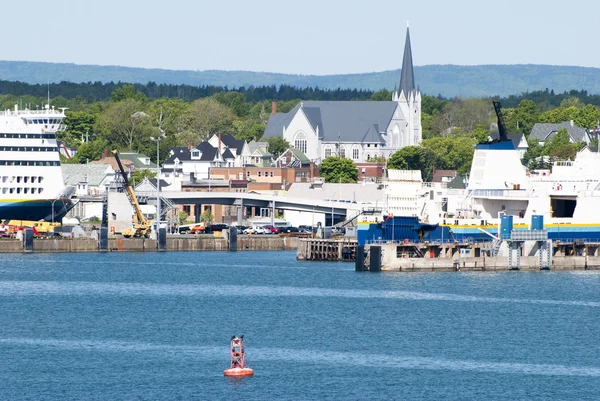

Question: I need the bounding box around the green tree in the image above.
[522,138,545,170]
[513,99,538,135]
[574,104,600,129]
[319,157,358,183]
[387,146,439,181]
[60,110,98,147]
[95,98,153,151]
[130,169,157,186]
[266,136,290,159]
[72,139,109,163]
[213,91,250,117]
[370,89,391,101]
[233,119,266,142]
[387,146,422,170]
[200,209,214,225]
[111,84,147,102]
[176,98,235,146]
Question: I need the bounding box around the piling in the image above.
[158,228,167,251]
[23,228,34,252]
[355,245,365,271]
[228,227,238,251]
[99,227,108,251]
[369,246,382,272]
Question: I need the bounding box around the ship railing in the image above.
[0,109,66,117]
[470,189,532,198]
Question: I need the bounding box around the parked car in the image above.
[263,225,279,234]
[188,225,205,234]
[244,225,266,235]
[233,225,249,233]
[298,225,314,234]
[278,226,299,234]
[209,224,229,232]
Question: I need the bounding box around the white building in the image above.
[263,27,422,164]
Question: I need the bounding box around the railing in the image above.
[0,109,66,117]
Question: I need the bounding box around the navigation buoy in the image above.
[224,335,254,377]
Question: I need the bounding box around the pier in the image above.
[0,232,300,253]
[296,237,600,271]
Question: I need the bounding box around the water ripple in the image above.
[1,337,598,378]
[0,280,598,307]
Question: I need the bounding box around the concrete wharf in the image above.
[297,238,600,271]
[0,233,299,253]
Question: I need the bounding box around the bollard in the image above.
[355,245,365,271]
[99,227,109,251]
[158,227,167,251]
[229,227,238,251]
[23,228,34,252]
[370,246,382,272]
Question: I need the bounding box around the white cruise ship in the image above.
[0,104,74,221]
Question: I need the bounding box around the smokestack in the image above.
[272,102,277,114]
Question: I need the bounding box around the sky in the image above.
[3,0,597,75]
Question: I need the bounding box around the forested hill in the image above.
[2,60,600,98]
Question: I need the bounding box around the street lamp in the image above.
[151,128,166,236]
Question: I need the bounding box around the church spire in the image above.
[398,25,415,96]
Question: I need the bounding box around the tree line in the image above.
[0,80,373,103]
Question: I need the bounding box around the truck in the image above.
[112,150,154,238]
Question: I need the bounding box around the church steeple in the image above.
[398,24,415,96]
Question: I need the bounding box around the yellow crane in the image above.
[112,150,153,238]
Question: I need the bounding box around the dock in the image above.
[297,237,600,271]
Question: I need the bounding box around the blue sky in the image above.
[4,0,595,75]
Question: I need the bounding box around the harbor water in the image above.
[1,251,599,400]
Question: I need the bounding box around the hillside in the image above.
[1,60,599,98]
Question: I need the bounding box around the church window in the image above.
[339,146,346,158]
[324,146,332,158]
[294,132,307,154]
[352,147,359,160]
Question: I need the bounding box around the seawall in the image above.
[0,236,300,253]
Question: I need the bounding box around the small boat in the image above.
[224,335,254,377]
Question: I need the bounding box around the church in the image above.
[263,26,422,164]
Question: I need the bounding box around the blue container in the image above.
[500,215,513,239]
[531,215,544,231]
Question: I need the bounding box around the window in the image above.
[294,132,307,154]
[258,171,262,177]
[270,172,274,177]
[191,150,200,159]
[339,146,346,158]
[324,146,332,158]
[353,148,359,160]
[246,171,251,178]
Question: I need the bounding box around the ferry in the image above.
[0,105,74,221]
[381,102,600,243]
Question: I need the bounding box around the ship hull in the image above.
[0,199,75,222]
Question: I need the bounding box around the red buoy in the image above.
[224,336,254,377]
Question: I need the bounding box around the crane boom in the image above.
[112,150,152,237]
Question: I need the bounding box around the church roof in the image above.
[264,101,395,143]
[398,26,416,95]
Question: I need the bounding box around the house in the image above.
[431,169,457,184]
[208,134,247,166]
[529,121,590,145]
[262,27,421,165]
[244,140,273,166]
[119,152,157,170]
[91,155,135,176]
[62,164,116,196]
[488,130,529,159]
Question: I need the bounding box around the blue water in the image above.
[1,251,599,400]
